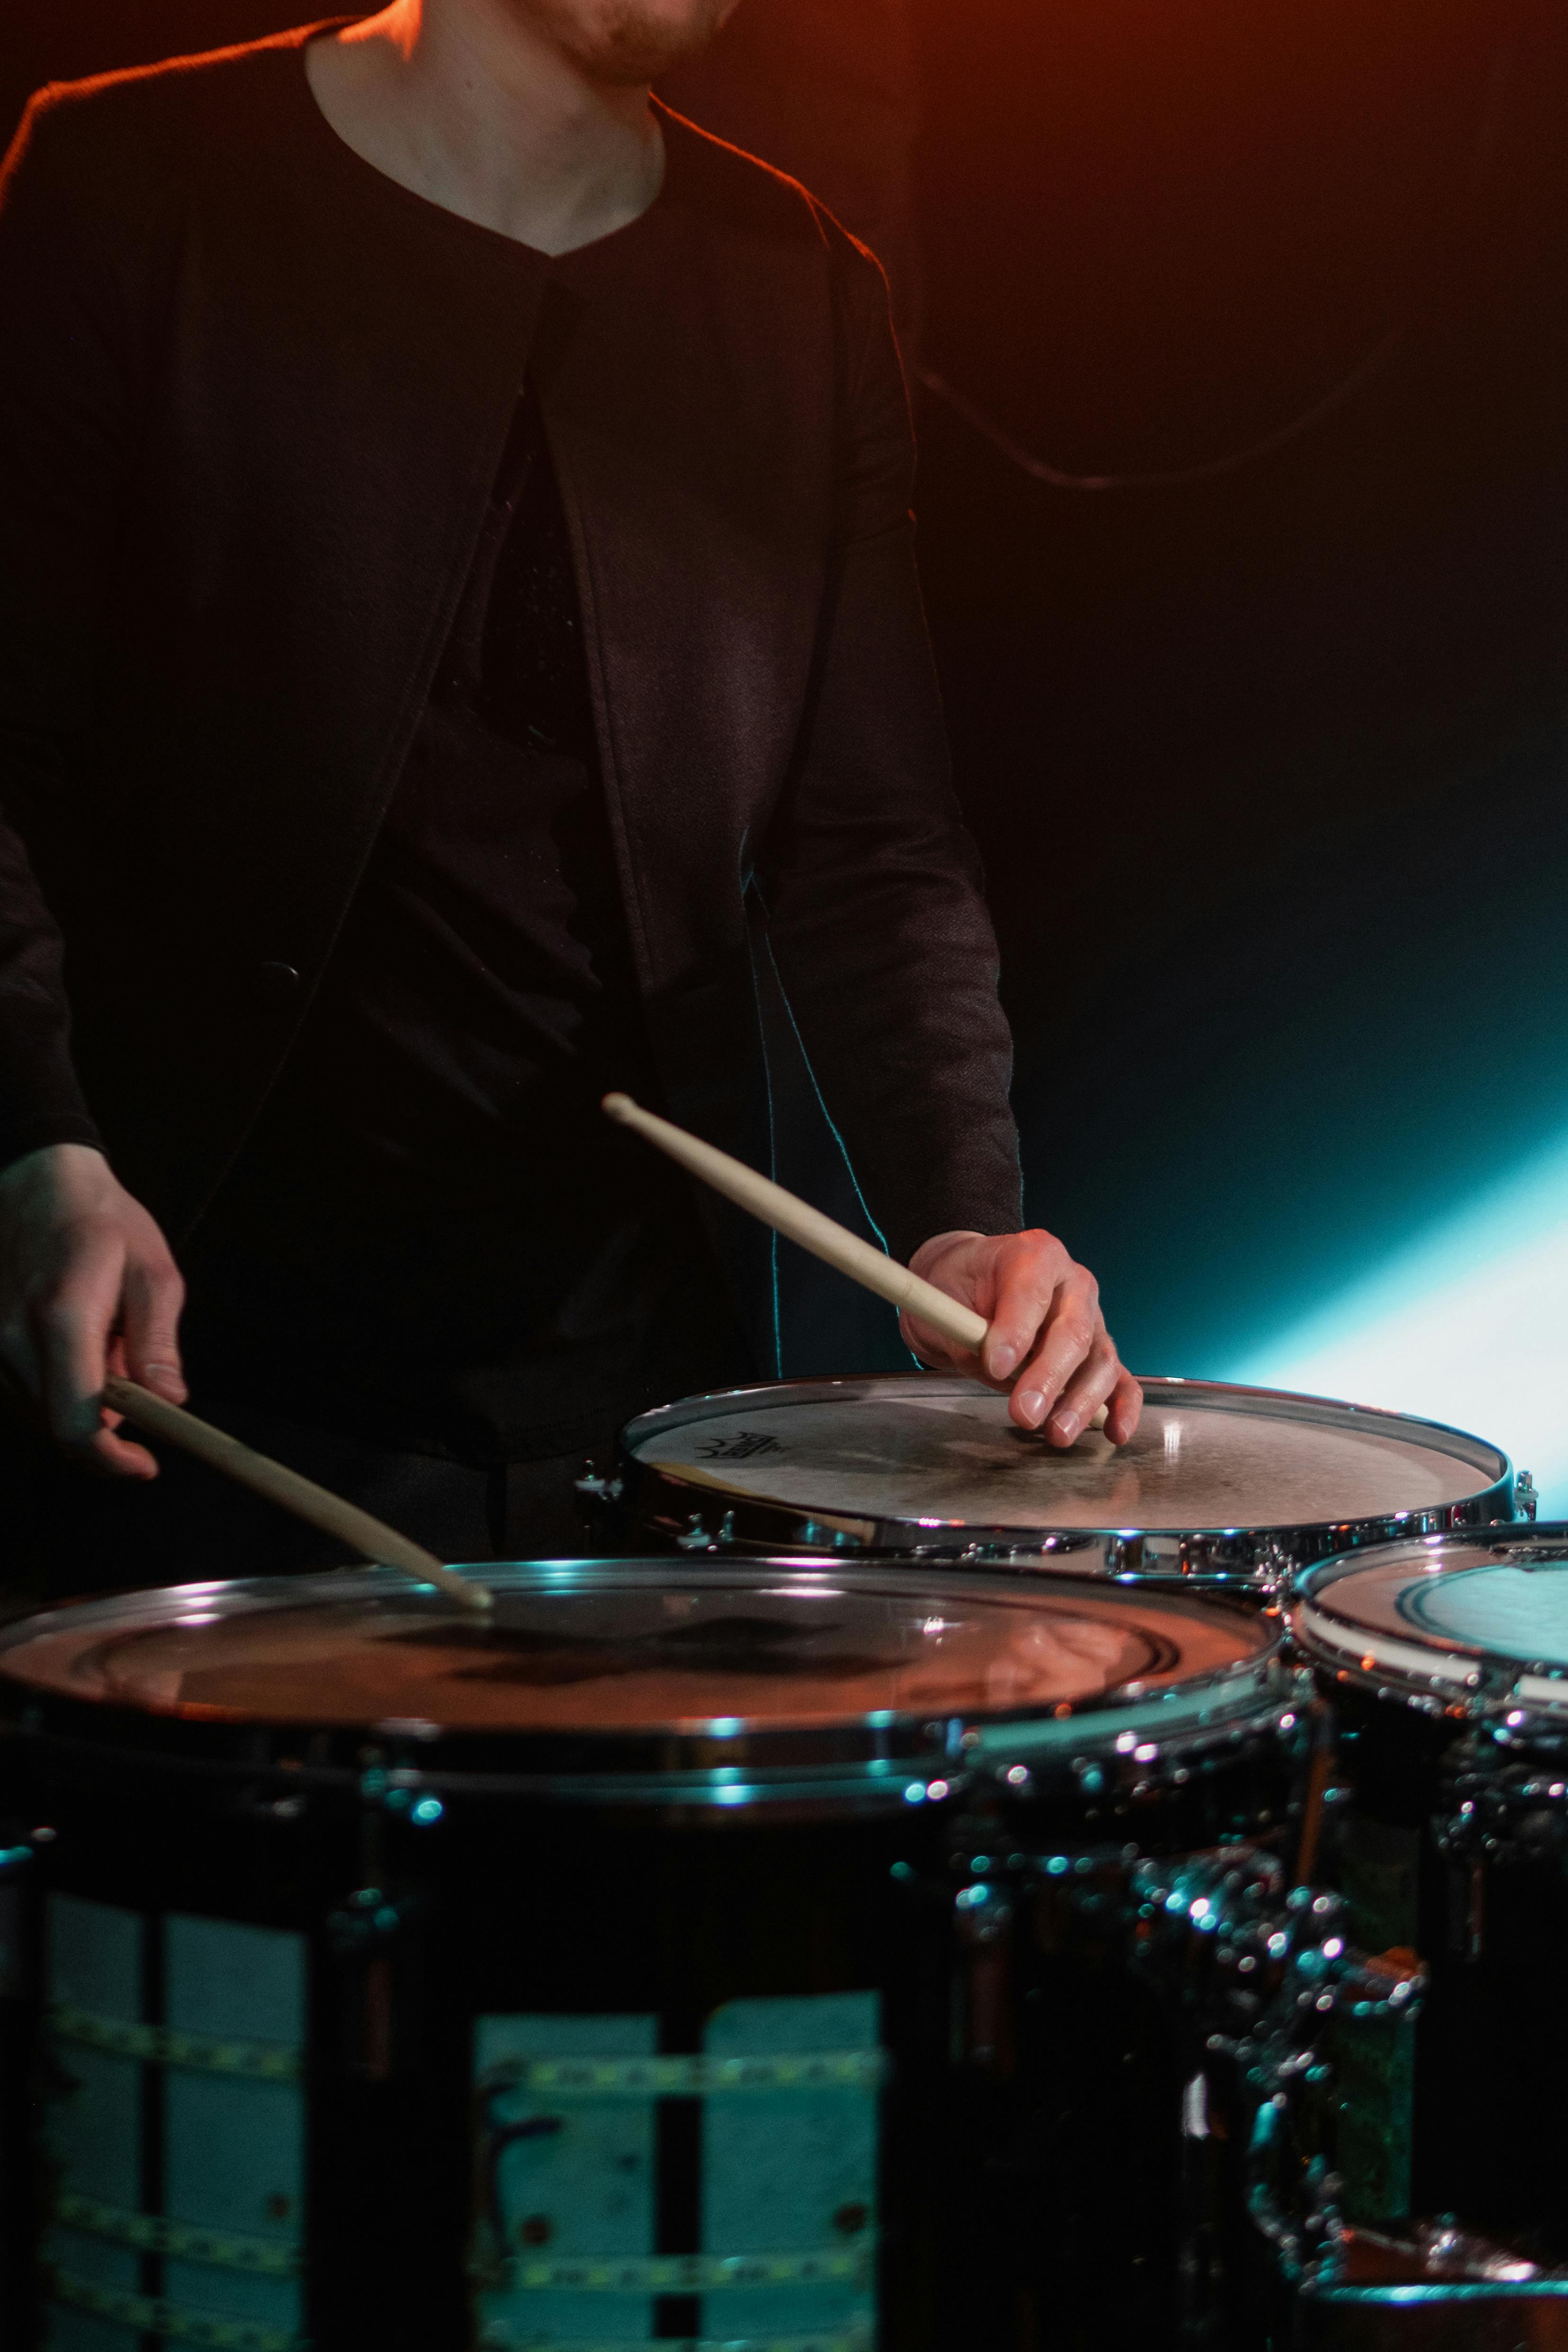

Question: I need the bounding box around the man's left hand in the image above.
[902,1229,1143,1446]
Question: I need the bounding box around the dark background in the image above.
[908,0,1568,1383]
[4,0,1567,1384]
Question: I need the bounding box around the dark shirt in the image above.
[0,40,1023,1395]
[185,389,750,1462]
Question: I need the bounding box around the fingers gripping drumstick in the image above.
[602,1094,1108,1432]
[102,1376,493,1613]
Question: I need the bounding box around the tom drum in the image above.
[1291,1525,1568,2285]
[607,1374,1527,1593]
[0,1557,1311,2351]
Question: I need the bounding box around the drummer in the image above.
[0,0,1141,1583]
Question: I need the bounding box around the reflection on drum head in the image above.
[1399,1563,1568,1666]
[631,1388,1487,1530]
[0,1572,1267,1733]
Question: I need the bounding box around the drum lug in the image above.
[953,1878,1015,2075]
[574,1466,624,1509]
[0,1839,34,1881]
[1254,1538,1297,1597]
[328,1884,420,1956]
[1515,1469,1539,1522]
[0,1833,36,2001]
[326,1885,426,2083]
[1452,1858,1486,1962]
[674,1510,734,1552]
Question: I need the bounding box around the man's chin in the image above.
[529,0,734,86]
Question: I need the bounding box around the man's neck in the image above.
[305,0,664,254]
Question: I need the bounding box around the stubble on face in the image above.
[511,0,735,84]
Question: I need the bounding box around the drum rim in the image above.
[0,1557,1289,1803]
[614,1372,1518,1579]
[1291,1522,1568,1722]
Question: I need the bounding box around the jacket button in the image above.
[252,960,301,1000]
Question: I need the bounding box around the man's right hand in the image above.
[0,1143,187,1477]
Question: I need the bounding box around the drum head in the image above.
[0,1562,1281,1789]
[1293,1526,1568,1718]
[619,1376,1514,1574]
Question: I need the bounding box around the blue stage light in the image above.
[1225,1129,1568,1517]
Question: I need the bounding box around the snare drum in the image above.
[1292,1526,1568,2254]
[610,1374,1526,1589]
[0,1558,1293,2352]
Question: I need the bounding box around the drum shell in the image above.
[1311,1678,1568,2252]
[1293,1527,1568,2254]
[0,1712,1243,2352]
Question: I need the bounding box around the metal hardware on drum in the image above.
[909,1823,1427,2345]
[0,1555,1338,2352]
[1123,1845,1425,2327]
[609,1373,1527,1592]
[1295,2221,1568,2351]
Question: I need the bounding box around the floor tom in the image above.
[0,1558,1298,2350]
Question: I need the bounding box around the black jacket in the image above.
[0,25,1021,1370]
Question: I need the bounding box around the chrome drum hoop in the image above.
[1289,1523,1568,1735]
[611,1373,1524,1593]
[0,1560,1288,1822]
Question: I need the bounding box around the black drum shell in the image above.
[0,1721,946,2351]
[0,1560,1302,2350]
[1309,1676,1568,2253]
[1293,1527,1568,2255]
[0,1696,1292,2351]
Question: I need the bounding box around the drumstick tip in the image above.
[423,1567,493,1615]
[601,1091,636,1123]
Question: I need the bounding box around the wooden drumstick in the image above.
[601,1093,1109,1431]
[102,1375,493,1614]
